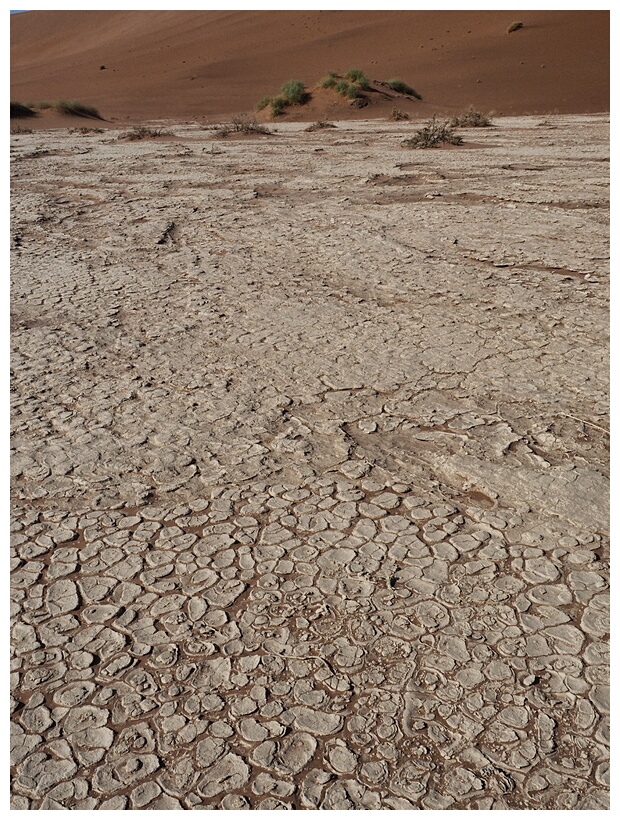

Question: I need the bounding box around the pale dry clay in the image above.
[10,116,609,808]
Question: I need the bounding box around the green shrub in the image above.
[507,21,523,33]
[345,68,370,89]
[335,79,350,96]
[256,96,271,111]
[386,79,422,99]
[401,116,463,149]
[450,107,492,127]
[55,100,103,119]
[10,101,36,118]
[320,72,337,89]
[270,96,287,117]
[281,80,308,105]
[346,83,361,100]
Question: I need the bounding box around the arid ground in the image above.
[10,7,609,813]
[10,113,609,809]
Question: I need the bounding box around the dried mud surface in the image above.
[10,116,609,810]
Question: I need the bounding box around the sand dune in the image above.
[11,10,609,124]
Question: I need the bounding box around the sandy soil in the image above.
[10,116,609,809]
[11,10,609,124]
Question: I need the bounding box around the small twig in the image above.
[562,414,609,435]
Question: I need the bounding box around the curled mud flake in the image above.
[10,723,43,766]
[580,593,609,637]
[14,754,79,800]
[274,731,318,775]
[292,706,344,736]
[412,600,450,630]
[53,681,97,707]
[543,624,586,655]
[321,778,382,810]
[325,741,359,774]
[70,726,115,766]
[196,752,250,798]
[45,579,79,616]
[82,604,122,623]
[195,735,229,770]
[567,570,607,591]
[589,684,610,715]
[252,771,296,797]
[37,615,80,647]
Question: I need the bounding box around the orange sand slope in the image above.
[11,10,609,123]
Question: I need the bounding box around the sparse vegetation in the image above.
[335,80,361,100]
[386,78,422,99]
[270,97,287,117]
[401,116,463,149]
[280,80,309,105]
[256,80,309,117]
[217,114,271,137]
[345,68,370,90]
[320,72,337,89]
[305,120,337,132]
[390,107,409,121]
[450,107,492,127]
[11,125,33,134]
[507,21,524,33]
[117,126,173,141]
[69,126,105,135]
[11,101,36,118]
[54,100,103,119]
[22,99,103,118]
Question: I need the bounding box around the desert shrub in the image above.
[450,106,492,127]
[335,79,350,96]
[345,68,370,89]
[27,101,53,110]
[11,125,34,134]
[270,96,287,117]
[281,80,308,105]
[69,126,104,135]
[346,83,362,100]
[386,78,422,99]
[11,101,36,118]
[390,107,409,121]
[401,116,463,149]
[320,72,337,89]
[305,120,337,131]
[334,80,360,100]
[55,100,103,119]
[507,21,523,33]
[256,96,271,111]
[230,114,270,133]
[117,126,172,140]
[217,114,271,136]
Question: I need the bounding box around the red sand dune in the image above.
[11,10,609,125]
